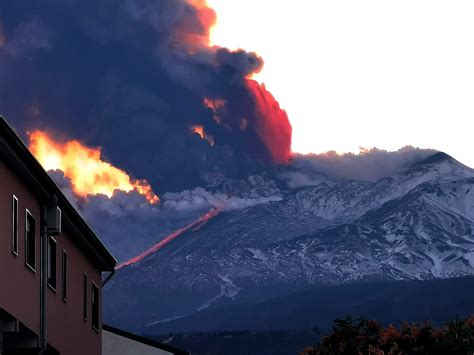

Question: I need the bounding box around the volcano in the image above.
[104,152,474,333]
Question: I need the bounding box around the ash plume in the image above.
[0,0,291,193]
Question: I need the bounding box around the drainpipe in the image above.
[39,204,48,354]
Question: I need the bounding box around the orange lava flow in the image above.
[116,208,220,269]
[190,125,215,146]
[28,130,159,204]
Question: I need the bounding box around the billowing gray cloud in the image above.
[49,169,282,261]
[286,146,437,185]
[163,185,282,213]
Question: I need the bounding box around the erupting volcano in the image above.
[28,131,159,204]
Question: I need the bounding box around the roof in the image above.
[103,324,190,355]
[0,115,117,271]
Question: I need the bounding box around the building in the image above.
[0,116,117,354]
[102,325,189,355]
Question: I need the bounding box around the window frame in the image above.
[62,250,68,302]
[12,195,18,256]
[25,209,36,272]
[91,282,100,332]
[83,272,88,321]
[47,236,57,292]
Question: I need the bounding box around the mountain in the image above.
[104,152,474,333]
[148,276,474,334]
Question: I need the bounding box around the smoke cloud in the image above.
[50,169,282,261]
[286,146,437,186]
[0,0,291,193]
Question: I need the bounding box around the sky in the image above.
[207,0,474,168]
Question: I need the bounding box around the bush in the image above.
[301,316,474,355]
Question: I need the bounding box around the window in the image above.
[91,283,100,331]
[12,195,18,255]
[25,210,36,270]
[62,250,68,301]
[48,237,57,290]
[83,273,88,320]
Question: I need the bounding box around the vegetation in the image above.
[301,316,474,355]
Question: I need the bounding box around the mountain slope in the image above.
[104,153,474,332]
[147,276,474,334]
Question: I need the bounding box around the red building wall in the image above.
[0,158,103,354]
[0,158,41,335]
[47,231,102,354]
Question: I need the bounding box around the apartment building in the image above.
[0,116,117,355]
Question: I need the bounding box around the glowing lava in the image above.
[203,97,226,124]
[116,208,220,269]
[28,130,159,204]
[245,79,292,164]
[190,125,215,146]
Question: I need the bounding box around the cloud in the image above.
[0,0,290,193]
[48,170,80,208]
[287,146,437,185]
[163,185,282,213]
[1,17,52,56]
[49,169,282,261]
[279,171,332,189]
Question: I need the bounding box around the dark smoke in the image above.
[0,0,291,193]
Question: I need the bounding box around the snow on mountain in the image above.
[104,152,474,331]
